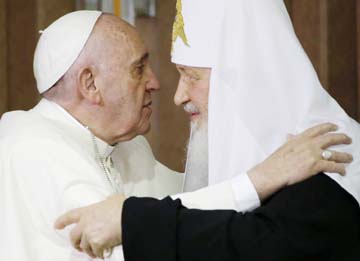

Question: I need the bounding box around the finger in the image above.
[316,133,352,149]
[93,244,105,260]
[80,234,96,259]
[300,123,338,138]
[325,151,353,164]
[54,209,83,229]
[70,225,83,252]
[316,161,346,176]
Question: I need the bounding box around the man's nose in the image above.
[174,79,189,106]
[146,67,160,91]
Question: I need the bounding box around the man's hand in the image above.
[248,123,353,201]
[54,194,126,259]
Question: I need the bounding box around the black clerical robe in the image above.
[122,174,360,261]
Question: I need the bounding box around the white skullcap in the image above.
[33,10,102,94]
[171,0,223,68]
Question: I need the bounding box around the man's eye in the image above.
[136,65,145,74]
[186,74,199,81]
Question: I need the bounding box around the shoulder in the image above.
[0,111,90,179]
[0,108,90,160]
[0,109,65,145]
[260,174,360,254]
[265,174,359,212]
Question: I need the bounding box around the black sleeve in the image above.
[122,174,360,261]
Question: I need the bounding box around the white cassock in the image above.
[0,10,261,261]
[0,98,256,260]
[0,98,182,260]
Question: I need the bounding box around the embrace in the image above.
[1,0,360,260]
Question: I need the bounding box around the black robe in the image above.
[122,174,360,261]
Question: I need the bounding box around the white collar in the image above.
[32,98,115,158]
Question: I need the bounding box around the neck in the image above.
[56,100,115,145]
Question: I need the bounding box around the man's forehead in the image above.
[122,30,148,65]
[106,30,148,66]
[98,15,145,52]
[131,51,149,66]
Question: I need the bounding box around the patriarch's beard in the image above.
[184,121,209,192]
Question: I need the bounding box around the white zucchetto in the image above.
[33,10,102,94]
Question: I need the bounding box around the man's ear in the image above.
[77,67,102,105]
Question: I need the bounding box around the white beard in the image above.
[183,122,209,192]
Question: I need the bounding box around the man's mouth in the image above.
[191,112,200,117]
[183,103,200,119]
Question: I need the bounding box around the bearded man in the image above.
[55,1,360,260]
[1,10,347,261]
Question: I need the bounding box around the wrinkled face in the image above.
[96,27,159,143]
[174,65,211,129]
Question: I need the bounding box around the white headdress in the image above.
[172,0,360,204]
[33,10,102,94]
[171,0,222,68]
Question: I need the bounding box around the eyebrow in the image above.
[132,52,149,67]
[178,66,199,77]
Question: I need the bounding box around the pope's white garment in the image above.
[0,99,183,260]
[0,99,259,260]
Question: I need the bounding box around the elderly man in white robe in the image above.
[0,10,191,260]
[0,11,185,261]
[0,10,273,261]
[54,2,358,260]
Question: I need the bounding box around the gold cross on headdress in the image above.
[172,0,189,49]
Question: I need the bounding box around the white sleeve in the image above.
[6,139,124,261]
[230,173,260,211]
[171,181,236,210]
[171,173,260,212]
